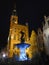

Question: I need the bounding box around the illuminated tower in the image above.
[7,5,29,58]
[7,3,38,60]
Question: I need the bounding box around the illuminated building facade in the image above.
[43,16,49,55]
[7,5,38,60]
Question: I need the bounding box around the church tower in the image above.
[7,3,38,59]
[10,4,18,27]
[7,4,29,58]
[7,5,19,58]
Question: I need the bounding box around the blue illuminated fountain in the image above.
[15,31,31,61]
[16,42,30,61]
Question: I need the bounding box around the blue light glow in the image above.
[15,43,30,61]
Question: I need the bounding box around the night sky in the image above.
[0,0,49,49]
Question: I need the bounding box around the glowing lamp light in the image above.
[14,21,17,24]
[2,53,6,58]
[11,35,14,39]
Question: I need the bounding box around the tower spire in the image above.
[12,3,17,16]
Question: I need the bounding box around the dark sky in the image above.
[0,0,49,49]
